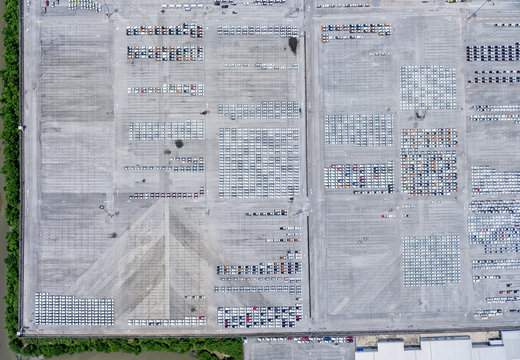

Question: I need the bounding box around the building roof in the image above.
[356,332,520,360]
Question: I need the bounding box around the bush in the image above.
[1,0,21,346]
[0,1,242,359]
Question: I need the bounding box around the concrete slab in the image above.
[20,0,520,337]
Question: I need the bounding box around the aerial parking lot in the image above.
[21,0,520,337]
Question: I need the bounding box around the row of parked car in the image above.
[130,187,205,200]
[127,46,204,61]
[126,24,203,37]
[473,104,520,111]
[469,76,520,83]
[321,23,391,34]
[466,44,520,61]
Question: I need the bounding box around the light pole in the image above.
[467,0,491,20]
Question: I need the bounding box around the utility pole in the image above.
[467,0,491,20]
[103,0,110,16]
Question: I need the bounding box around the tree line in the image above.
[0,1,242,358]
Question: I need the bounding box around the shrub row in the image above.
[10,337,243,359]
[1,0,21,351]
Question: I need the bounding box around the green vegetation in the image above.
[8,337,243,359]
[0,1,243,359]
[1,0,21,351]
